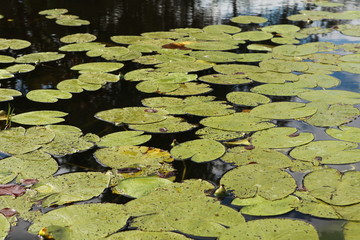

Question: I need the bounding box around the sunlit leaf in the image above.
[56,79,102,93]
[97,131,151,148]
[189,50,239,63]
[16,52,65,63]
[86,46,130,60]
[0,214,9,240]
[226,91,270,106]
[298,90,360,104]
[155,60,213,73]
[230,15,267,24]
[71,62,124,73]
[344,222,360,240]
[55,16,90,26]
[214,64,264,74]
[261,24,300,34]
[6,64,35,74]
[0,88,22,102]
[0,39,31,50]
[11,110,68,125]
[107,230,191,240]
[38,8,68,16]
[78,72,120,85]
[233,31,273,41]
[326,126,360,143]
[196,127,246,141]
[161,82,212,96]
[59,42,105,52]
[247,71,299,84]
[0,55,14,63]
[170,139,225,162]
[272,44,318,56]
[129,116,196,133]
[0,70,14,80]
[185,41,238,51]
[26,89,72,103]
[260,59,308,72]
[199,73,251,85]
[60,33,97,43]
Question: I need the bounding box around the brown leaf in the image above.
[20,179,39,185]
[0,208,17,217]
[0,184,26,197]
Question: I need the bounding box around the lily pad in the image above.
[170,139,225,163]
[136,80,181,94]
[161,82,212,96]
[114,176,172,198]
[219,218,319,240]
[230,15,268,24]
[31,172,110,207]
[189,51,239,63]
[272,44,318,56]
[29,203,129,240]
[6,64,35,74]
[221,147,292,168]
[26,89,72,103]
[95,107,168,125]
[214,64,264,74]
[0,88,22,102]
[78,72,120,85]
[71,62,124,73]
[56,79,102,93]
[260,59,309,73]
[290,140,360,164]
[326,126,360,143]
[55,16,90,26]
[0,55,14,63]
[155,61,213,73]
[203,24,241,34]
[298,90,360,104]
[185,41,238,51]
[226,91,270,106]
[250,102,317,120]
[338,62,360,74]
[86,46,130,60]
[0,214,9,240]
[247,71,299,84]
[15,52,65,63]
[261,24,300,34]
[0,39,31,50]
[344,222,360,240]
[199,74,251,85]
[38,8,68,16]
[233,31,273,41]
[271,37,299,44]
[59,42,106,52]
[232,195,299,216]
[196,127,246,141]
[107,230,191,240]
[11,110,68,125]
[220,164,296,200]
[236,53,272,62]
[303,168,360,206]
[250,127,314,149]
[97,131,151,148]
[0,70,14,80]
[60,33,96,43]
[200,112,275,132]
[141,31,184,39]
[129,116,196,133]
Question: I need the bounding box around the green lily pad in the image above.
[60,33,97,43]
[189,51,240,63]
[247,71,299,84]
[95,107,168,125]
[129,116,196,133]
[271,37,300,44]
[272,44,318,56]
[155,61,213,73]
[31,172,110,207]
[141,31,184,39]
[0,126,55,155]
[0,151,58,184]
[0,39,31,50]
[261,24,300,34]
[161,82,212,96]
[107,230,191,240]
[196,127,246,141]
[78,72,120,85]
[0,55,14,63]
[184,41,238,51]
[97,131,151,148]
[114,176,172,198]
[326,126,360,143]
[41,125,98,157]
[300,27,333,35]
[290,140,360,164]
[136,80,181,94]
[303,168,360,206]
[250,127,314,149]
[233,31,273,41]
[71,62,124,73]
[55,16,90,26]
[221,147,292,168]
[236,53,272,62]
[0,214,9,240]
[38,8,68,16]
[170,139,225,163]
[338,62,360,74]
[344,222,360,240]
[214,64,264,74]
[59,42,106,52]
[304,102,359,127]
[298,73,340,88]
[219,218,319,240]
[232,195,299,216]
[111,35,150,45]
[336,24,360,37]
[226,91,270,106]
[203,24,241,34]
[0,191,36,224]
[0,88,22,102]
[189,32,233,41]
[250,102,317,120]
[230,15,268,24]
[220,165,296,200]
[26,89,72,103]
[11,110,68,126]
[247,43,274,51]
[260,59,309,72]
[86,46,130,60]
[16,52,65,64]
[315,1,344,7]
[201,112,275,132]
[298,90,360,104]
[6,64,35,74]
[29,203,129,240]
[0,70,14,80]
[199,74,251,85]
[56,79,102,93]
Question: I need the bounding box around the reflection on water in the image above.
[0,0,359,239]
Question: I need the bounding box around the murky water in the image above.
[0,0,360,239]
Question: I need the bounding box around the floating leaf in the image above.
[189,32,233,41]
[219,218,319,240]
[196,127,246,141]
[86,46,130,60]
[59,42,106,52]
[226,91,270,106]
[114,176,172,198]
[6,64,35,74]
[31,172,110,207]
[16,52,65,64]
[271,37,299,44]
[0,70,14,80]
[0,88,22,102]
[60,33,96,43]
[29,203,129,239]
[97,131,151,148]
[185,41,238,51]
[199,74,251,85]
[214,64,264,74]
[95,107,168,125]
[261,24,300,34]
[233,31,273,41]
[338,62,360,74]
[304,102,359,127]
[107,231,191,240]
[155,61,213,73]
[136,80,181,94]
[250,102,317,120]
[55,16,90,26]
[221,147,292,168]
[326,126,360,143]
[0,55,14,63]
[247,43,274,51]
[26,89,72,103]
[111,35,150,45]
[141,31,184,39]
[303,168,360,206]
[250,127,314,149]
[272,44,318,56]
[230,15,267,24]
[170,139,225,163]
[0,39,31,50]
[201,112,275,132]
[189,51,239,63]
[203,24,241,34]
[290,140,360,164]
[0,214,9,240]
[38,8,68,16]
[11,110,68,125]
[56,79,102,93]
[220,165,296,200]
[0,184,25,197]
[162,82,212,96]
[298,90,360,104]
[344,222,360,240]
[232,195,299,216]
[129,116,196,133]
[247,71,299,84]
[71,62,124,73]
[236,53,271,62]
[260,59,308,72]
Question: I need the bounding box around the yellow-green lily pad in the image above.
[60,33,97,43]
[129,116,196,133]
[326,126,360,143]
[71,62,124,73]
[97,131,151,148]
[230,15,268,24]
[226,91,270,106]
[11,110,68,125]
[16,52,65,63]
[0,88,22,102]
[26,89,72,103]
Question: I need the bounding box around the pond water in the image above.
[0,0,360,239]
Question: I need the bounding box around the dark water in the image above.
[0,0,360,239]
